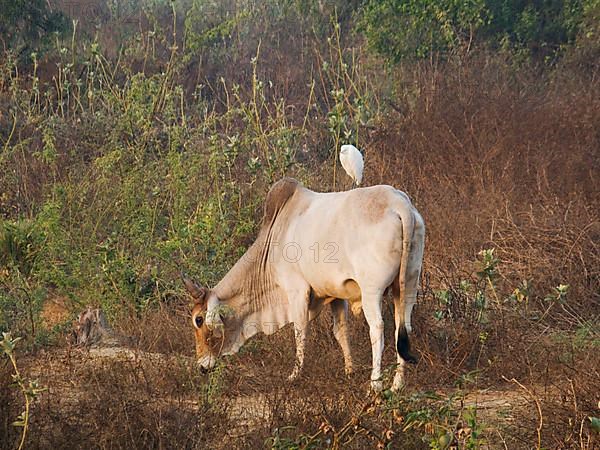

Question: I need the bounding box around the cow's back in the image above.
[275,185,412,300]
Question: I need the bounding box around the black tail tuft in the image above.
[397,325,419,364]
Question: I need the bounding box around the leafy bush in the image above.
[0,0,70,56]
[360,0,594,62]
[361,0,489,60]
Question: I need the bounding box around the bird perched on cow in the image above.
[339,144,364,188]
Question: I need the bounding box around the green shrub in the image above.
[360,0,593,62]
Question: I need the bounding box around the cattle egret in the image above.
[339,144,364,187]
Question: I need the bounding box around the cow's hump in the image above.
[263,178,300,224]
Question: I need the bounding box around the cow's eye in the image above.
[194,315,204,328]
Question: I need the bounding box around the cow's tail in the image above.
[396,197,419,364]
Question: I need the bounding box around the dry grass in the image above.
[2,305,597,448]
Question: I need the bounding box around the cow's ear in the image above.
[181,273,207,304]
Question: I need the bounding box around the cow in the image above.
[182,177,425,392]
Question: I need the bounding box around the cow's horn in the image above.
[181,273,206,301]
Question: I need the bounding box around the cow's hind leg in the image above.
[391,270,420,392]
[392,210,425,392]
[288,287,310,382]
[331,299,353,375]
[361,288,385,392]
[391,292,418,392]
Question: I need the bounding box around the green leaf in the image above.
[1,332,21,354]
[12,411,26,427]
[590,416,600,433]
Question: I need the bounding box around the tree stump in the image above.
[71,307,121,347]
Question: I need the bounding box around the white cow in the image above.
[183,178,425,391]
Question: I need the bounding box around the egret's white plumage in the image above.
[339,144,364,187]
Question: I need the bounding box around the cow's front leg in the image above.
[288,324,307,381]
[361,289,385,392]
[288,288,310,382]
[331,299,353,375]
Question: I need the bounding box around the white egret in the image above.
[339,144,364,188]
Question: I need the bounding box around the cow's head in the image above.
[182,274,225,371]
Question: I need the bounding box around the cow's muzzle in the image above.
[197,354,217,372]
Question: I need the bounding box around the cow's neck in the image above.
[213,227,290,353]
[214,227,272,303]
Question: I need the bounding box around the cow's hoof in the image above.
[370,380,383,393]
[344,366,354,377]
[390,381,405,393]
[391,374,405,393]
[288,369,300,382]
